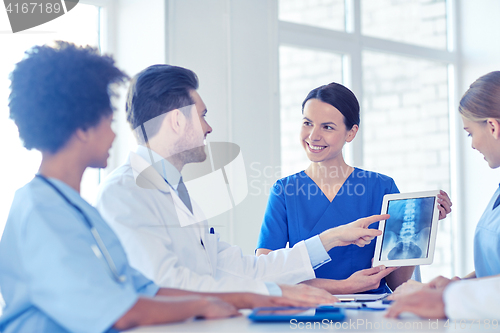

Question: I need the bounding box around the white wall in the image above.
[166,0,280,250]
[456,0,500,276]
[108,0,280,253]
[106,0,166,175]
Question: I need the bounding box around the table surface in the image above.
[126,309,498,333]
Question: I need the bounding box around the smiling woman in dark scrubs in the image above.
[256,82,452,294]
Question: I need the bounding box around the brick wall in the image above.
[362,50,452,280]
[362,0,447,49]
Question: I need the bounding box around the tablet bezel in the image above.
[372,190,440,267]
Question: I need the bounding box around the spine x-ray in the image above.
[380,197,435,260]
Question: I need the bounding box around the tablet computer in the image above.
[373,190,440,267]
[248,306,345,322]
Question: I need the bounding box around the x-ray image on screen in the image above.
[379,197,435,260]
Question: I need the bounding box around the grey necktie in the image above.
[493,192,500,210]
[177,177,193,213]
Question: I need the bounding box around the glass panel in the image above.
[0,4,100,235]
[279,0,345,31]
[279,46,343,176]
[362,50,451,281]
[361,0,447,50]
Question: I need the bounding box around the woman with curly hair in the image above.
[0,41,309,333]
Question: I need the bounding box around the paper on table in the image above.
[333,293,389,302]
[332,300,390,310]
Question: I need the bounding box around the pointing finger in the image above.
[357,214,390,228]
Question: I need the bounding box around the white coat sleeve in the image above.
[95,172,271,295]
[444,276,500,319]
[214,239,316,285]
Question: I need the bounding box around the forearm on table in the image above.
[385,266,415,291]
[156,287,201,297]
[157,288,253,309]
[198,292,255,309]
[113,296,208,331]
[300,278,349,294]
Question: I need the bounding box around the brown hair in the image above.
[459,71,500,122]
[126,64,198,143]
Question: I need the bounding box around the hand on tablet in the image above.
[343,266,398,293]
[437,190,452,220]
[319,214,388,251]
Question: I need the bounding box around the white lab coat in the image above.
[95,152,316,295]
[444,276,500,319]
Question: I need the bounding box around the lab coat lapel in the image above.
[171,190,217,274]
[170,189,195,217]
[129,151,217,273]
[129,151,171,193]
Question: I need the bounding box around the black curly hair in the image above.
[9,41,128,153]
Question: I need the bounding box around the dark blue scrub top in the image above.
[257,168,399,294]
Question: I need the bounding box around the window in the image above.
[361,0,447,49]
[279,45,344,175]
[0,3,104,235]
[279,0,346,31]
[278,0,456,280]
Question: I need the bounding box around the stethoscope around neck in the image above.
[35,174,127,283]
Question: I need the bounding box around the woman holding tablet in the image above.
[387,71,500,319]
[256,82,452,294]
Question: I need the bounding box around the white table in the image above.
[127,309,498,332]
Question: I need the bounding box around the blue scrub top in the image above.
[257,168,399,293]
[474,185,500,278]
[0,177,159,333]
